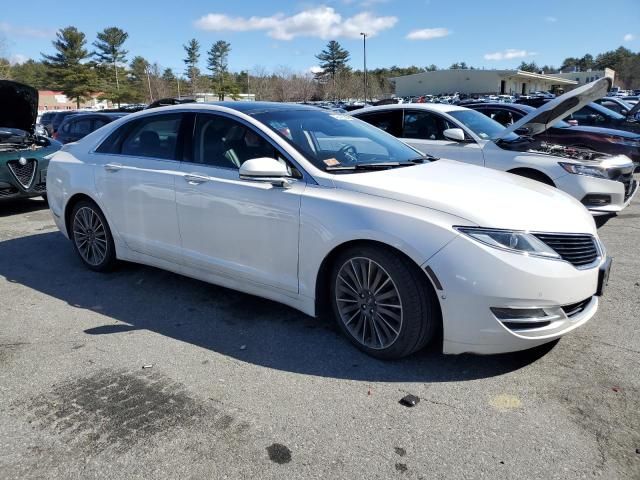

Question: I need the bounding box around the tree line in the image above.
[0,25,638,108]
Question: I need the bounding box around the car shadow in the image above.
[594,214,615,229]
[0,198,48,217]
[0,231,557,383]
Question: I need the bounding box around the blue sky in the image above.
[1,0,638,75]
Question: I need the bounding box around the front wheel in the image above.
[330,245,438,359]
[70,200,116,272]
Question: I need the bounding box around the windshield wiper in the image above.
[325,159,427,171]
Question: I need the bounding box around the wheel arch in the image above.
[507,167,555,186]
[64,193,108,238]
[314,239,443,333]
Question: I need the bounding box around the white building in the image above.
[552,68,615,89]
[390,69,578,97]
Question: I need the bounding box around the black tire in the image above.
[70,200,116,272]
[329,245,438,359]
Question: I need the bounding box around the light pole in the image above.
[360,32,368,103]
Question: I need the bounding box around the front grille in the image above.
[533,233,599,268]
[561,297,592,317]
[7,158,37,189]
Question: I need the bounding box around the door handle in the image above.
[104,163,122,172]
[184,174,209,185]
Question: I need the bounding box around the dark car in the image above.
[466,102,640,164]
[39,111,58,136]
[54,112,127,144]
[0,80,62,201]
[50,110,83,135]
[595,97,640,119]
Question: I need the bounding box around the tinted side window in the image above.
[192,113,282,170]
[92,119,109,130]
[355,110,402,136]
[69,119,93,136]
[402,110,454,140]
[120,114,182,160]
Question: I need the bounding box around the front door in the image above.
[94,113,184,263]
[175,113,303,293]
[401,109,485,166]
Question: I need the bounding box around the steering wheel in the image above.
[337,144,358,164]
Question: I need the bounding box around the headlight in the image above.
[558,162,608,178]
[455,227,561,259]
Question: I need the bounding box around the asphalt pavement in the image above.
[1,188,639,479]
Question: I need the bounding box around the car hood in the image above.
[331,159,596,234]
[0,80,38,134]
[499,77,612,139]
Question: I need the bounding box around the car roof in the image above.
[466,102,535,113]
[354,103,468,115]
[201,101,320,115]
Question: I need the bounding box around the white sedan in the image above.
[352,78,637,216]
[47,102,610,358]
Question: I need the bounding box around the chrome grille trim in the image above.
[533,233,600,269]
[7,158,37,189]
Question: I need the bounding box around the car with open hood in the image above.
[47,102,610,358]
[352,78,637,216]
[0,80,62,202]
[464,102,640,165]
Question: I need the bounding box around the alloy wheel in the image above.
[334,257,403,350]
[73,206,108,266]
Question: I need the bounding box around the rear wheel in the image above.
[70,200,116,272]
[330,245,438,359]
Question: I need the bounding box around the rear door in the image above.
[401,109,485,166]
[93,113,185,263]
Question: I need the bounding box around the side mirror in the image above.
[239,157,292,188]
[621,109,628,116]
[515,127,531,136]
[443,128,466,142]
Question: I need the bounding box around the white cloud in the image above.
[309,65,324,74]
[406,27,450,40]
[484,49,537,61]
[9,53,28,65]
[623,33,635,42]
[194,7,397,40]
[0,22,55,39]
[545,16,557,22]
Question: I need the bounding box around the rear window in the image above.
[95,113,182,160]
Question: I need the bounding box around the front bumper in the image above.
[554,172,637,215]
[0,140,60,200]
[425,234,603,355]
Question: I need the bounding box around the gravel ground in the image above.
[0,188,639,480]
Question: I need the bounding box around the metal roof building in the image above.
[390,69,578,97]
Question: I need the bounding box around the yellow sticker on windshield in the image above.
[323,158,340,166]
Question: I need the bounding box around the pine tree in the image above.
[129,56,151,102]
[42,26,98,108]
[161,68,178,97]
[315,40,350,96]
[207,40,238,100]
[183,38,200,95]
[93,27,129,107]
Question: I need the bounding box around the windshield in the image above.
[448,109,519,141]
[588,102,626,120]
[251,109,425,172]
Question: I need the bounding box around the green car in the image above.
[0,80,61,201]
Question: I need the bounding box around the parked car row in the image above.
[352,78,637,217]
[2,77,635,361]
